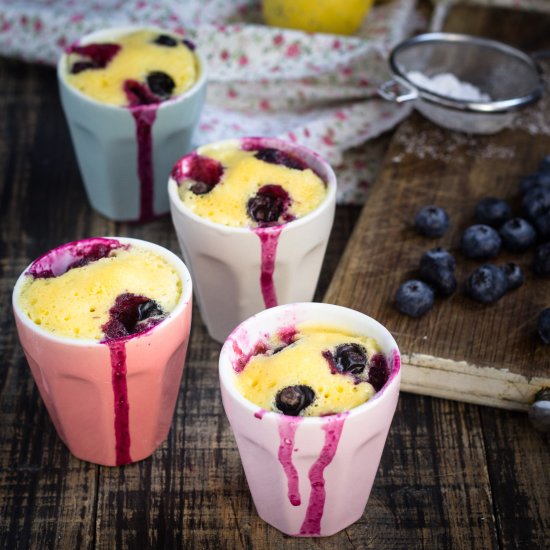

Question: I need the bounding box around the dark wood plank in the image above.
[324,12,550,409]
[0,60,97,550]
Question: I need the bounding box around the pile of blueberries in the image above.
[395,155,550,344]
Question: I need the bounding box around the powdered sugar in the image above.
[406,71,492,102]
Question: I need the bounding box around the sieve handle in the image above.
[378,78,419,103]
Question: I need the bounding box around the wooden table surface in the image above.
[0,47,549,550]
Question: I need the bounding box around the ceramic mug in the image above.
[58,26,207,222]
[168,137,337,343]
[13,237,193,466]
[219,302,401,536]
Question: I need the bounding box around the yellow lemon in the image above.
[262,0,374,35]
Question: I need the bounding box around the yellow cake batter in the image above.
[178,143,327,228]
[65,29,198,106]
[235,324,382,416]
[18,246,181,340]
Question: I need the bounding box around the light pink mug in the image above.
[219,302,401,536]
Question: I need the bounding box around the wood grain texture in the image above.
[324,8,550,409]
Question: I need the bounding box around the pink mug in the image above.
[12,237,192,466]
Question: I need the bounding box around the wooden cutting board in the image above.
[324,6,550,411]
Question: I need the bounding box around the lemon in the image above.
[262,0,374,35]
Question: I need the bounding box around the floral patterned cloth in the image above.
[1,0,546,203]
[0,0,423,203]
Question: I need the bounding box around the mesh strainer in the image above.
[379,32,545,134]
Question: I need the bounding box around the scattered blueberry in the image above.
[528,388,550,432]
[146,71,175,100]
[502,262,524,291]
[519,172,550,196]
[419,247,456,270]
[474,197,512,227]
[537,308,550,344]
[521,187,550,222]
[414,205,450,237]
[418,248,457,297]
[533,242,550,277]
[395,280,435,317]
[499,218,536,253]
[247,184,290,225]
[333,343,368,375]
[532,212,550,241]
[465,264,508,304]
[461,224,501,259]
[253,148,307,171]
[539,155,550,174]
[275,385,315,416]
[153,34,178,47]
[102,294,165,340]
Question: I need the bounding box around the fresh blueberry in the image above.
[146,71,175,99]
[519,172,550,196]
[539,155,550,174]
[502,262,524,291]
[537,308,550,344]
[419,247,456,270]
[499,218,536,252]
[461,224,501,259]
[533,242,550,277]
[465,264,507,304]
[532,212,550,240]
[247,184,290,225]
[333,343,368,375]
[474,197,511,227]
[414,205,450,237]
[521,187,550,222]
[153,34,178,47]
[418,248,457,297]
[253,148,307,170]
[395,280,434,317]
[528,388,550,432]
[275,385,315,416]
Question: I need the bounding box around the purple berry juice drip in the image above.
[130,105,158,222]
[107,340,132,465]
[277,416,303,507]
[253,225,283,309]
[101,293,166,465]
[299,413,348,536]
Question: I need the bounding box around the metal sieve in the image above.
[379,32,545,134]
